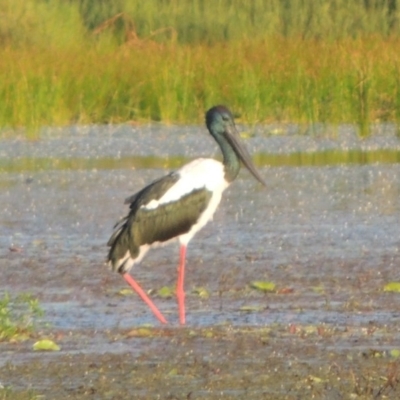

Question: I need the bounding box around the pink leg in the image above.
[176,245,187,325]
[123,273,168,324]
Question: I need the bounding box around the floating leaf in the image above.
[312,286,325,294]
[390,349,400,358]
[362,349,383,358]
[268,127,285,136]
[240,131,254,139]
[383,282,400,292]
[157,286,174,298]
[118,288,133,296]
[250,281,276,292]
[126,328,154,338]
[303,325,318,334]
[204,330,214,338]
[307,375,324,383]
[33,339,60,351]
[239,305,264,312]
[374,351,383,358]
[193,287,209,299]
[167,368,178,376]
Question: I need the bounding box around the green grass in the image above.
[0,293,44,342]
[1,1,400,136]
[0,387,39,400]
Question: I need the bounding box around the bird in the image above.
[107,105,266,325]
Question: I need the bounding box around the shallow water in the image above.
[1,124,400,327]
[1,124,400,398]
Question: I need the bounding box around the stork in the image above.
[107,105,266,325]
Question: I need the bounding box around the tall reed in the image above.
[1,0,400,136]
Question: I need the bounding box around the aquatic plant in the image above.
[0,293,44,341]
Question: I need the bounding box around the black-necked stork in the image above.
[107,105,266,325]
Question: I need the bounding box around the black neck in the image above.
[218,137,240,183]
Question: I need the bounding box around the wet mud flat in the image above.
[2,319,400,399]
[1,127,400,398]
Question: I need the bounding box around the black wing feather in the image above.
[131,188,212,245]
[107,173,213,273]
[107,172,179,248]
[124,172,180,213]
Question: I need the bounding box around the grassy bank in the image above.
[1,0,400,135]
[2,37,400,135]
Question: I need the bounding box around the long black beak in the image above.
[225,124,266,186]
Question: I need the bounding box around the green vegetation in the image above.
[0,387,38,400]
[0,293,44,341]
[1,0,400,135]
[3,149,400,173]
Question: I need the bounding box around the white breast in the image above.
[144,158,228,210]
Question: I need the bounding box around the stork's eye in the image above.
[222,115,229,121]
